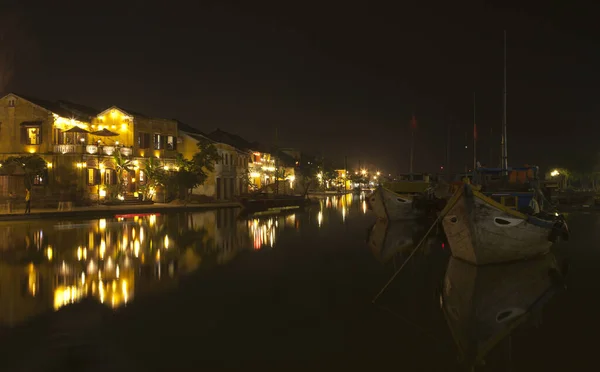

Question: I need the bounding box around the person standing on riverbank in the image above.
[24,188,31,214]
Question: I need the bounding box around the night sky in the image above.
[2,1,599,174]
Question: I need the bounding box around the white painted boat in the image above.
[441,183,566,265]
[441,253,563,367]
[367,186,420,221]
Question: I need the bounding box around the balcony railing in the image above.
[84,145,133,156]
[53,144,81,154]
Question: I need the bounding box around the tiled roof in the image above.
[207,129,255,151]
[13,94,93,122]
[177,121,206,136]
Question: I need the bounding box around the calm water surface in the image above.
[0,193,594,371]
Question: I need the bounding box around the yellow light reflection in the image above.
[46,246,53,261]
[164,235,169,249]
[99,218,106,230]
[318,211,323,227]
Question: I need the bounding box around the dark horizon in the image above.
[2,1,599,175]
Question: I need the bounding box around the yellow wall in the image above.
[0,94,54,155]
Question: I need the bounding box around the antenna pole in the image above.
[502,30,508,173]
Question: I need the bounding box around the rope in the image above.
[372,213,442,304]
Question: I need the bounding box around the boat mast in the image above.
[501,30,508,173]
[409,113,416,177]
[275,127,279,195]
[473,92,477,170]
[446,122,450,179]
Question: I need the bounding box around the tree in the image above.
[0,155,47,188]
[141,157,166,201]
[112,150,133,196]
[191,138,221,184]
[296,161,318,197]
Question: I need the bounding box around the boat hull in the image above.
[367,187,419,221]
[441,184,553,265]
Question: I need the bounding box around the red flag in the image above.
[410,115,417,130]
[474,122,477,141]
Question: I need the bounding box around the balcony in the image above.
[84,145,133,156]
[53,144,83,154]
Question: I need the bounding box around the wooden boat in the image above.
[367,220,420,263]
[442,253,566,367]
[367,186,421,221]
[239,193,308,215]
[441,183,568,265]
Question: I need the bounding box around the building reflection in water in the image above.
[315,192,368,227]
[0,196,360,327]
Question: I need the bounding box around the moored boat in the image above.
[441,183,568,265]
[367,186,421,221]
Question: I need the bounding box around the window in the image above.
[8,99,15,107]
[138,132,151,149]
[104,170,117,185]
[87,169,100,185]
[33,175,44,185]
[166,135,176,150]
[139,170,146,185]
[21,125,42,145]
[153,134,162,150]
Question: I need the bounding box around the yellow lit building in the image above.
[0,94,178,201]
[178,125,250,200]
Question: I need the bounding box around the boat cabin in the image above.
[474,166,540,211]
[384,173,431,194]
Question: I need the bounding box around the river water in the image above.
[0,193,592,371]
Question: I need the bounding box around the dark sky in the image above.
[3,1,600,174]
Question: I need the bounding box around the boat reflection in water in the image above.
[368,220,421,263]
[0,209,299,328]
[441,253,568,369]
[367,219,442,264]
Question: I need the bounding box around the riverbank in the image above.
[0,201,242,221]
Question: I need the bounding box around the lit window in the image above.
[153,134,162,150]
[166,135,176,151]
[21,125,42,145]
[33,175,44,185]
[139,170,145,184]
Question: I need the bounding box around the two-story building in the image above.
[85,106,178,201]
[0,93,178,201]
[178,126,250,201]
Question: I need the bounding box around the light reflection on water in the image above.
[0,192,370,327]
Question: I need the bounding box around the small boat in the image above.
[367,186,421,220]
[239,193,308,215]
[442,252,567,368]
[441,183,569,265]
